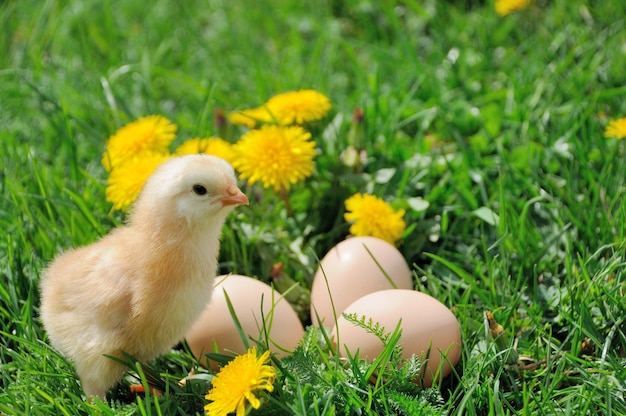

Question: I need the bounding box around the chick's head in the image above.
[131,154,248,227]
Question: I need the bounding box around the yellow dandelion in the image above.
[604,117,626,140]
[231,125,316,192]
[205,347,276,416]
[105,152,170,211]
[495,0,531,16]
[174,137,235,162]
[228,106,274,129]
[265,89,331,125]
[102,115,176,171]
[344,193,406,245]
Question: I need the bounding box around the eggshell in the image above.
[310,236,413,326]
[331,289,461,387]
[185,274,304,369]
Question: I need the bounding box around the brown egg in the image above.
[310,236,413,327]
[185,274,304,370]
[331,289,461,387]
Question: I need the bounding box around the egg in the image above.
[331,289,461,387]
[185,274,304,370]
[310,236,413,326]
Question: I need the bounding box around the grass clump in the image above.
[2,0,626,415]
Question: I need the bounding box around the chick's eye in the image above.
[192,184,208,196]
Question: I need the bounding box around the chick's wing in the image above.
[40,231,136,355]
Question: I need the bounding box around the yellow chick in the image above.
[39,154,248,399]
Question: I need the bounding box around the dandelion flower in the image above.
[228,106,274,129]
[344,193,406,245]
[265,89,331,125]
[205,348,276,416]
[105,152,170,211]
[229,90,331,128]
[102,115,177,171]
[232,125,316,192]
[604,117,626,140]
[174,137,235,162]
[495,0,531,16]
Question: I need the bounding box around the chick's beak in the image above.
[220,184,249,207]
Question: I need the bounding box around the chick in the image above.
[40,154,248,399]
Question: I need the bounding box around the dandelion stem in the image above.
[278,189,294,217]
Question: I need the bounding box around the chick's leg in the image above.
[76,354,127,400]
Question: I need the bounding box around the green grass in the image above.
[2,0,626,414]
